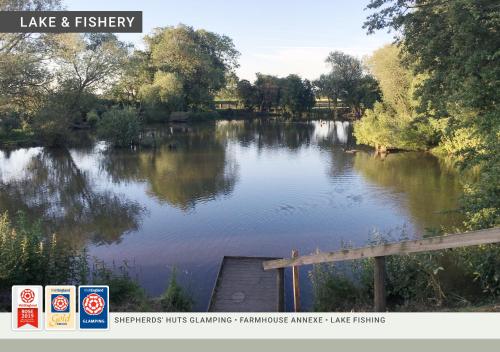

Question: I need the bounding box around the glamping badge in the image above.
[78,286,109,330]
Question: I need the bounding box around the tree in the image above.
[52,33,129,120]
[236,79,258,111]
[0,0,61,126]
[216,72,240,101]
[364,0,499,229]
[354,45,438,151]
[109,50,151,105]
[313,73,339,111]
[322,51,379,117]
[280,74,315,116]
[254,73,281,112]
[144,24,240,110]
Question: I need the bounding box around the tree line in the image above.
[355,0,498,231]
[1,0,387,148]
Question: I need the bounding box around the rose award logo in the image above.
[52,295,69,312]
[82,293,105,315]
[20,289,35,303]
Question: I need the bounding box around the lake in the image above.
[0,120,465,311]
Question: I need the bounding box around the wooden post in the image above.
[292,249,301,312]
[374,256,386,312]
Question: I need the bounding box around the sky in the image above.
[65,0,394,81]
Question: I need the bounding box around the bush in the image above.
[159,268,193,312]
[309,233,500,312]
[0,211,87,310]
[86,109,100,128]
[91,260,151,312]
[310,262,371,312]
[0,113,21,134]
[97,107,141,147]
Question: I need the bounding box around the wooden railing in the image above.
[262,227,500,312]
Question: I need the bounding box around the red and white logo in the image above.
[20,289,35,303]
[13,286,42,330]
[52,295,69,311]
[82,293,105,315]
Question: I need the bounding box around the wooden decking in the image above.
[208,256,284,312]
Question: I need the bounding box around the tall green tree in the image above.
[0,0,61,126]
[236,79,258,111]
[321,51,380,117]
[364,0,499,229]
[280,74,315,116]
[354,44,438,150]
[254,73,282,112]
[143,24,239,111]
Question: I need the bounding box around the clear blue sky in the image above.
[65,0,393,80]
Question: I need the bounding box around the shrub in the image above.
[91,260,151,312]
[310,233,500,312]
[159,268,193,312]
[0,211,87,310]
[86,109,100,128]
[97,107,141,147]
[310,262,371,312]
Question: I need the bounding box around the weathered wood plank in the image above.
[291,249,301,312]
[208,256,284,312]
[374,256,386,312]
[263,227,500,270]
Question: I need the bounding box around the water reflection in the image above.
[0,147,144,245]
[352,151,464,233]
[0,120,465,310]
[102,127,238,210]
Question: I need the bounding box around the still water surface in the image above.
[0,120,464,310]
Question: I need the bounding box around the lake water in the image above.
[0,120,465,311]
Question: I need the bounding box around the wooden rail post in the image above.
[374,256,386,312]
[292,249,301,312]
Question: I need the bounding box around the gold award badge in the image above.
[45,285,76,330]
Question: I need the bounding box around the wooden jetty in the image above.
[208,256,284,312]
[208,227,499,312]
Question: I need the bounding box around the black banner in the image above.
[0,11,143,33]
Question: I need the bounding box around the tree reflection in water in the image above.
[0,147,144,246]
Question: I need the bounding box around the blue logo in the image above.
[78,286,109,329]
[51,293,70,313]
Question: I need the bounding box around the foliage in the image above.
[236,79,258,111]
[310,233,500,311]
[0,1,62,127]
[48,33,129,125]
[234,74,315,116]
[108,50,151,105]
[143,24,239,111]
[97,107,141,147]
[280,74,315,115]
[317,51,380,116]
[91,260,151,312]
[363,0,499,228]
[159,268,193,312]
[310,261,371,311]
[0,210,194,312]
[0,211,87,297]
[354,45,440,150]
[138,71,184,112]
